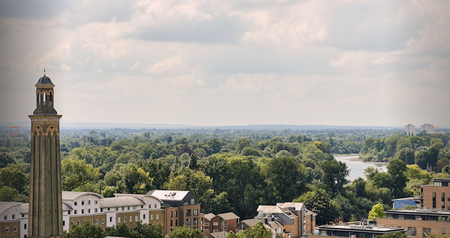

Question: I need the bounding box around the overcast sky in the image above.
[0,0,449,127]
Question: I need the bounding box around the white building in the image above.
[420,124,434,134]
[405,124,415,135]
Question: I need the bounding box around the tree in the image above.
[368,203,385,221]
[294,189,341,225]
[0,186,28,202]
[394,148,415,164]
[189,153,199,170]
[168,226,203,238]
[377,232,408,238]
[415,151,429,170]
[0,163,28,194]
[322,159,349,196]
[132,222,163,238]
[437,158,450,172]
[265,156,306,202]
[61,158,99,191]
[65,221,103,238]
[236,222,272,238]
[387,159,408,198]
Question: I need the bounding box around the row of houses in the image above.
[0,189,317,238]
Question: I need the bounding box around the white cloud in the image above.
[146,56,184,74]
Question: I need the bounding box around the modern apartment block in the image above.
[420,124,435,134]
[309,225,405,238]
[377,178,450,237]
[0,190,199,238]
[254,202,316,238]
[201,212,240,236]
[405,124,415,135]
[147,190,201,235]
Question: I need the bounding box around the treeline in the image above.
[359,132,450,172]
[1,128,450,225]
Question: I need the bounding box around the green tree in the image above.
[65,221,103,238]
[377,232,408,238]
[0,163,29,194]
[322,159,349,196]
[368,203,385,221]
[132,222,163,238]
[394,148,415,164]
[168,226,203,238]
[0,186,28,202]
[387,159,408,198]
[236,222,272,238]
[189,153,199,170]
[61,158,99,191]
[294,188,340,225]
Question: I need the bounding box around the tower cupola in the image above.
[33,72,57,115]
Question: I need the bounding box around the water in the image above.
[334,155,388,181]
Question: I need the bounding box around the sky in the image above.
[0,0,449,127]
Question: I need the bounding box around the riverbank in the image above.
[333,154,388,181]
[333,154,387,165]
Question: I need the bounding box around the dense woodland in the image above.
[1,127,450,230]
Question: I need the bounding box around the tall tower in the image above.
[28,73,63,238]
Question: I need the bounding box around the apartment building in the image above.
[0,190,199,238]
[147,190,201,235]
[310,225,405,238]
[377,178,450,237]
[255,202,316,238]
[201,212,240,236]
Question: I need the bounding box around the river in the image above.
[334,155,388,181]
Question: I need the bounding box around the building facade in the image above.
[405,124,415,135]
[420,124,434,134]
[310,225,405,238]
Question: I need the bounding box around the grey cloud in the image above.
[320,1,422,52]
[128,14,247,44]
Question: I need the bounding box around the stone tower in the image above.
[28,73,63,238]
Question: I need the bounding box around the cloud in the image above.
[146,56,185,74]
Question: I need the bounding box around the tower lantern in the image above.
[28,72,63,238]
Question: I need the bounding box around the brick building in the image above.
[201,212,240,236]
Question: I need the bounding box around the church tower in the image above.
[28,73,63,238]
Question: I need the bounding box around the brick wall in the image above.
[377,218,449,237]
[69,214,107,229]
[422,186,450,211]
[0,221,21,238]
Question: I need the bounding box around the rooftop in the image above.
[100,197,145,208]
[318,225,405,233]
[0,202,22,216]
[385,208,450,216]
[36,75,54,86]
[238,218,261,227]
[62,191,103,200]
[218,212,240,220]
[147,190,190,201]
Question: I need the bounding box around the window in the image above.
[175,211,178,217]
[77,221,80,225]
[24,224,26,229]
[129,216,132,222]
[175,220,178,226]
[95,208,98,213]
[74,202,77,206]
[118,217,121,222]
[149,205,152,209]
[141,205,144,208]
[170,220,173,226]
[82,200,84,205]
[143,214,146,219]
[6,226,10,232]
[108,208,110,211]
[63,221,65,226]
[151,214,154,220]
[122,207,125,211]
[156,214,159,220]
[90,219,93,223]
[408,227,417,236]
[74,210,77,215]
[186,218,191,225]
[423,228,431,237]
[194,209,198,216]
[22,214,24,218]
[170,211,173,218]
[68,211,71,215]
[191,199,195,205]
[95,219,98,224]
[128,206,130,210]
[94,200,98,205]
[88,209,91,213]
[154,204,157,208]
[443,229,446,235]
[213,222,219,226]
[124,217,127,222]
[4,215,7,220]
[88,200,91,205]
[81,209,84,214]
[14,226,18,232]
[12,214,15,219]
[135,216,138,221]
[102,218,105,224]
[186,209,191,217]
[110,217,112,222]
[194,218,198,225]
[433,192,437,209]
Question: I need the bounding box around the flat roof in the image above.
[433,178,450,182]
[385,209,450,216]
[318,225,404,233]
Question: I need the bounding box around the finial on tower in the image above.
[44,68,46,76]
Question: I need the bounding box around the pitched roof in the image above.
[20,202,73,214]
[209,231,228,238]
[147,190,190,201]
[238,218,261,227]
[204,213,216,221]
[218,212,239,220]
[62,191,103,200]
[277,202,305,211]
[100,197,145,208]
[0,202,22,215]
